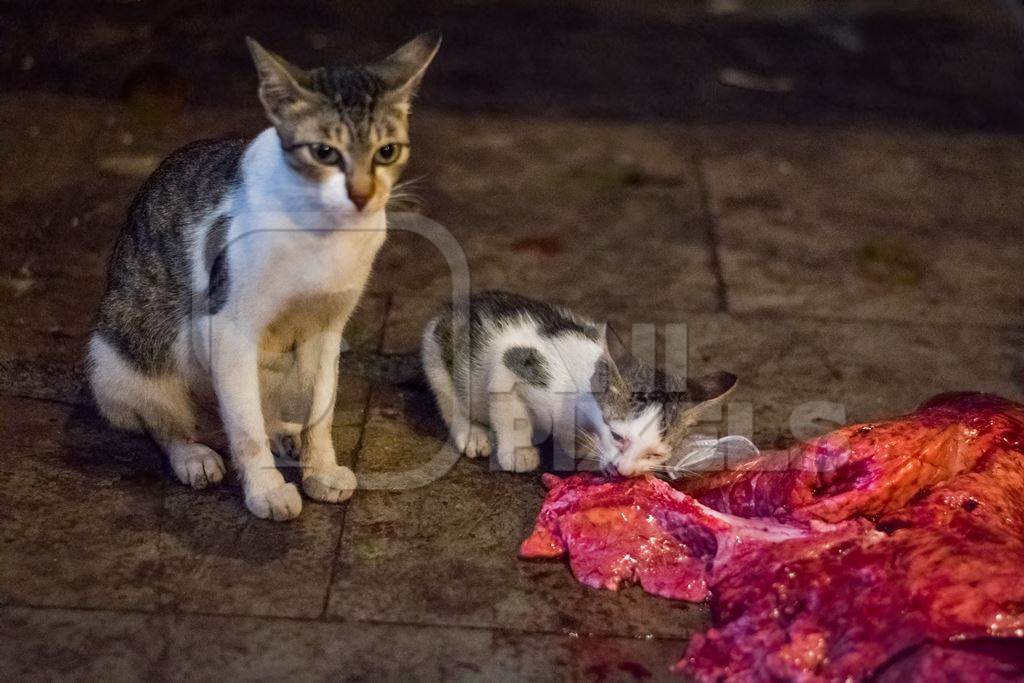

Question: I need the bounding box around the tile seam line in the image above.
[316,292,392,619]
[688,144,729,314]
[0,601,692,643]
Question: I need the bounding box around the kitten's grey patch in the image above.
[204,215,231,315]
[473,290,599,341]
[431,290,599,379]
[96,138,245,374]
[502,346,551,388]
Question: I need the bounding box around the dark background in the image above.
[3,0,1024,128]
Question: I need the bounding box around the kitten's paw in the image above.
[498,446,541,473]
[245,481,303,521]
[302,464,357,503]
[461,424,492,459]
[170,443,225,490]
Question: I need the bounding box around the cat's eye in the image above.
[374,143,402,165]
[610,430,626,445]
[310,144,342,166]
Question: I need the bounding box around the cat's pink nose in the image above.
[613,461,637,477]
[350,192,371,211]
[346,176,375,211]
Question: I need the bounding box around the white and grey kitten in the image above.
[87,33,440,521]
[421,291,737,475]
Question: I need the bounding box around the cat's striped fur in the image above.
[88,33,440,520]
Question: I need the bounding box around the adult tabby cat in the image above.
[88,33,440,520]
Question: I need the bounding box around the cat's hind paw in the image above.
[498,445,540,473]
[169,443,226,490]
[270,432,302,462]
[303,464,357,503]
[245,481,302,521]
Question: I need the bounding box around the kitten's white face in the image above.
[589,326,738,478]
[599,405,671,476]
[589,352,681,477]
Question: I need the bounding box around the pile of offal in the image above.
[520,393,1024,681]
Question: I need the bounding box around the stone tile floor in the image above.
[2,1,1023,680]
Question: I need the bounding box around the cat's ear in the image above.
[246,37,320,125]
[601,323,634,375]
[370,31,442,103]
[671,371,739,433]
[688,371,738,403]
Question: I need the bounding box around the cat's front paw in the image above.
[497,446,540,473]
[245,479,303,521]
[302,464,357,503]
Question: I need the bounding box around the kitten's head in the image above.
[590,326,737,477]
[246,32,441,212]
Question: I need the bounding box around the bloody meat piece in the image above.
[681,392,1024,523]
[519,393,1024,681]
[872,640,1024,683]
[519,473,827,602]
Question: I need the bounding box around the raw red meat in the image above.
[520,393,1024,681]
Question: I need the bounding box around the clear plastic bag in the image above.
[664,434,760,479]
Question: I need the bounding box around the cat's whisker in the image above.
[386,191,425,212]
[387,176,428,211]
[394,173,427,187]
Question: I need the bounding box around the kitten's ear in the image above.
[672,371,739,433]
[246,37,320,125]
[602,323,634,374]
[688,371,738,403]
[370,31,442,103]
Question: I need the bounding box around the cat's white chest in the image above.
[237,210,385,304]
[199,128,391,345]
